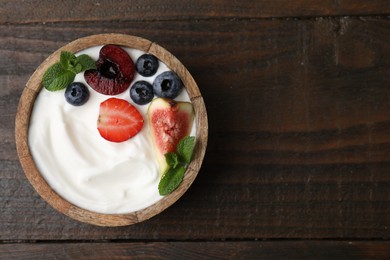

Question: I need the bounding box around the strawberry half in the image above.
[97,98,144,142]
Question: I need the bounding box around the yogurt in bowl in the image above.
[15,34,208,226]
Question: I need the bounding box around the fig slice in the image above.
[148,98,194,174]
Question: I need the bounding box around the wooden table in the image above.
[1,1,389,258]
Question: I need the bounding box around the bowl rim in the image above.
[15,33,208,226]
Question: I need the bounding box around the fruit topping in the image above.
[158,136,195,196]
[43,51,96,91]
[148,98,194,173]
[84,45,135,95]
[97,98,144,142]
[64,82,90,106]
[153,71,183,99]
[130,81,154,105]
[136,54,159,77]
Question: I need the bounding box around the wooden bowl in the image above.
[15,34,208,226]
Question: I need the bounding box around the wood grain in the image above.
[1,11,390,246]
[0,0,389,23]
[0,241,390,259]
[1,0,389,257]
[1,0,389,256]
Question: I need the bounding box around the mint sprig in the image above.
[42,51,96,91]
[177,135,196,164]
[158,166,187,196]
[165,152,179,169]
[158,136,196,196]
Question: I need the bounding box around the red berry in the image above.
[85,45,135,95]
[97,98,144,142]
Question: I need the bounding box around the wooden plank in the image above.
[1,17,389,239]
[0,0,389,24]
[0,241,390,259]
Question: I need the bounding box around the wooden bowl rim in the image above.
[15,33,208,227]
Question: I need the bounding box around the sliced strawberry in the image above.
[97,98,144,142]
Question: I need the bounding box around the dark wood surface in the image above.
[1,241,390,259]
[1,0,389,258]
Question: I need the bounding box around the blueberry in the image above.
[130,80,154,105]
[153,71,183,99]
[136,54,159,77]
[64,82,89,106]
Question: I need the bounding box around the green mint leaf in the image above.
[42,51,96,91]
[60,51,77,70]
[158,165,186,196]
[42,63,75,91]
[177,136,195,164]
[68,63,83,74]
[158,136,196,196]
[60,51,82,74]
[76,54,97,71]
[165,152,179,168]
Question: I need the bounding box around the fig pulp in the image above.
[148,98,194,174]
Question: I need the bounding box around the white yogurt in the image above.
[28,46,194,214]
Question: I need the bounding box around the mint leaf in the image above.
[77,54,97,71]
[59,51,96,74]
[42,63,75,91]
[158,136,196,196]
[165,152,179,168]
[60,51,77,70]
[42,51,96,91]
[177,136,195,164]
[68,63,83,74]
[158,165,186,196]
[60,51,82,74]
